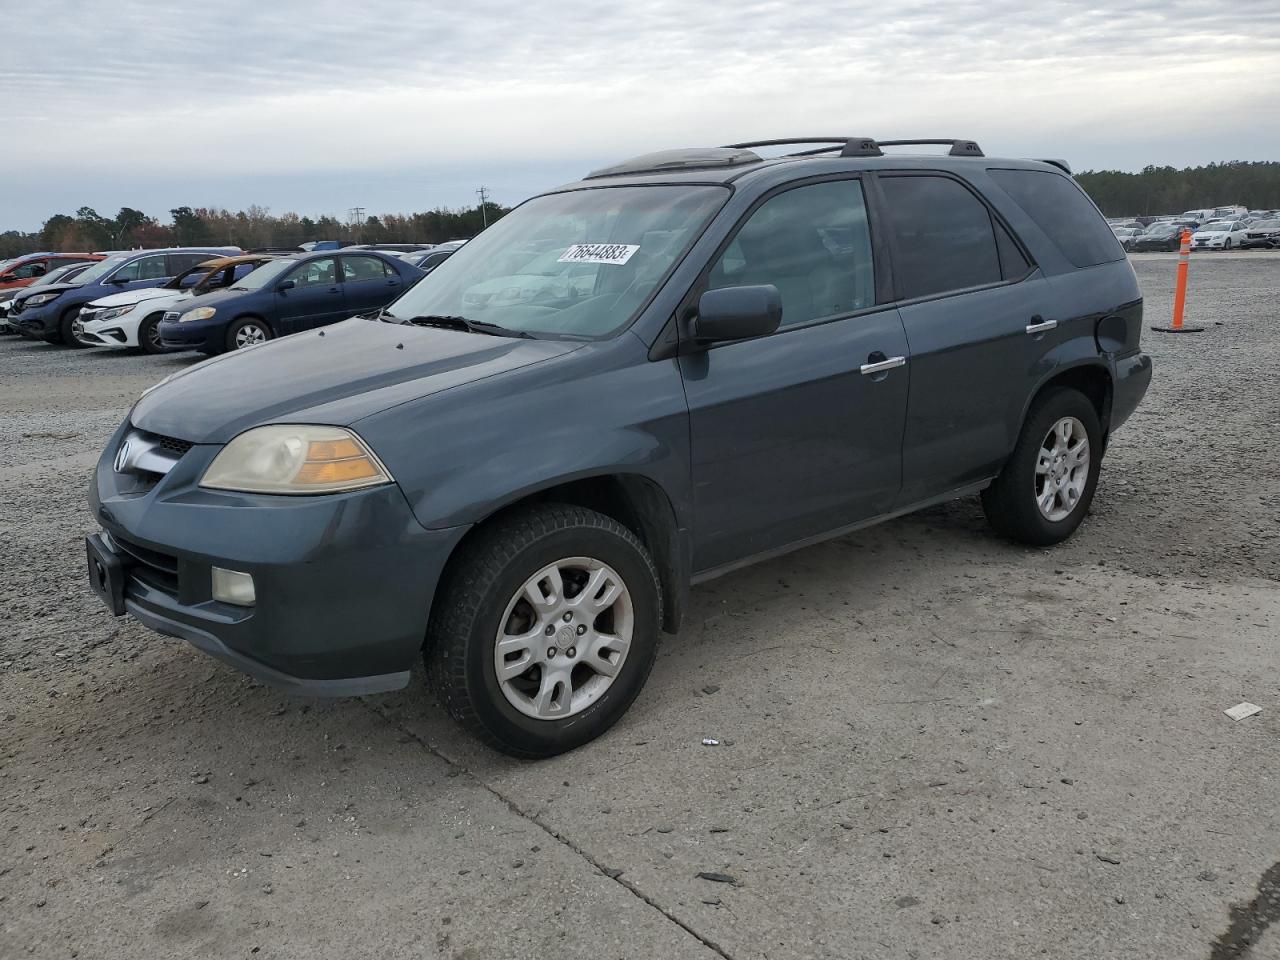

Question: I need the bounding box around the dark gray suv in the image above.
[87,137,1152,757]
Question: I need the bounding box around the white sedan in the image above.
[77,255,275,353]
[1191,221,1248,251]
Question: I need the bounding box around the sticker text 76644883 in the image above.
[557,243,640,266]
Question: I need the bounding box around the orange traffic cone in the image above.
[1151,229,1204,333]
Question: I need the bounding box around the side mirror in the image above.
[277,279,296,291]
[693,285,782,343]
[110,275,131,284]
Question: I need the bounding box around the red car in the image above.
[0,252,104,291]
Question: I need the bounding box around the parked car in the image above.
[0,261,97,330]
[76,255,280,353]
[0,251,102,291]
[156,250,424,353]
[344,243,435,252]
[8,247,239,346]
[1110,226,1143,249]
[1191,221,1247,250]
[1241,219,1280,249]
[1130,223,1189,252]
[399,247,458,273]
[87,136,1150,757]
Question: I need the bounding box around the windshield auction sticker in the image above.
[558,243,640,265]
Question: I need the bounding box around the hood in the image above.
[13,281,78,303]
[87,285,181,309]
[1193,230,1230,238]
[130,316,584,443]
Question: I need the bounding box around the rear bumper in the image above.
[1111,351,1152,431]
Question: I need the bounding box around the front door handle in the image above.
[1026,316,1057,334]
[860,354,907,376]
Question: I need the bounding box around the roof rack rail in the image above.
[725,138,883,158]
[876,139,984,157]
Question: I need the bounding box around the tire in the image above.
[137,312,167,355]
[426,504,662,758]
[53,307,85,347]
[981,387,1102,546]
[225,316,272,351]
[1223,239,1232,250]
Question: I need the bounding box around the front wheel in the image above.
[226,317,272,351]
[56,307,86,347]
[981,387,1102,546]
[1223,239,1232,250]
[426,504,662,758]
[137,312,168,355]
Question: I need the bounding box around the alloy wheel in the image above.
[494,557,633,720]
[235,323,267,349]
[1034,416,1090,522]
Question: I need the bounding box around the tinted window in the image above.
[342,255,390,282]
[168,253,213,273]
[112,255,169,282]
[708,179,875,328]
[995,220,1033,280]
[988,169,1124,267]
[290,257,337,287]
[880,176,1001,299]
[11,260,48,279]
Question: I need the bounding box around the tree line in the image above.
[1075,161,1280,217]
[0,202,511,259]
[4,160,1280,258]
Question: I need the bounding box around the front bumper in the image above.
[90,419,469,694]
[158,316,225,352]
[10,300,61,338]
[79,308,142,348]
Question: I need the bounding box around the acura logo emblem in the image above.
[114,440,132,473]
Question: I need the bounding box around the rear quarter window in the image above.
[988,168,1124,268]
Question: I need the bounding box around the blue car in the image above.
[157,250,424,353]
[10,247,239,346]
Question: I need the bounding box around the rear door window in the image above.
[341,255,391,282]
[878,175,1002,299]
[988,168,1124,267]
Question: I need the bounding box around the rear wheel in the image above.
[981,387,1102,546]
[137,312,167,355]
[226,317,271,351]
[427,504,662,758]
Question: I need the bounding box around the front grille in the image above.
[111,533,179,595]
[152,434,194,457]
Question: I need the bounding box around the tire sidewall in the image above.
[462,524,660,754]
[1010,389,1102,543]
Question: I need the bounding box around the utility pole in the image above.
[476,186,490,228]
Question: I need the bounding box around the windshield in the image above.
[230,258,296,290]
[1255,220,1280,229]
[1145,225,1177,236]
[385,185,729,338]
[1200,222,1234,232]
[72,255,129,285]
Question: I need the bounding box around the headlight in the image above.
[24,292,60,306]
[179,306,216,323]
[97,304,136,322]
[200,425,393,495]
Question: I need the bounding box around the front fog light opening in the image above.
[212,567,256,606]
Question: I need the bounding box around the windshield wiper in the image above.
[398,314,533,339]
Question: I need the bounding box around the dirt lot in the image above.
[3,253,1279,960]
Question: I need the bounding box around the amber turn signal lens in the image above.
[294,457,381,485]
[306,438,364,461]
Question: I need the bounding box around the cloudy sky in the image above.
[2,0,1278,231]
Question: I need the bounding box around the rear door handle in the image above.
[860,355,906,376]
[1026,317,1057,334]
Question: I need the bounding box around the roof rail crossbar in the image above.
[877,139,984,157]
[724,138,883,158]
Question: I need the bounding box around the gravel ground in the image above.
[2,253,1279,960]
